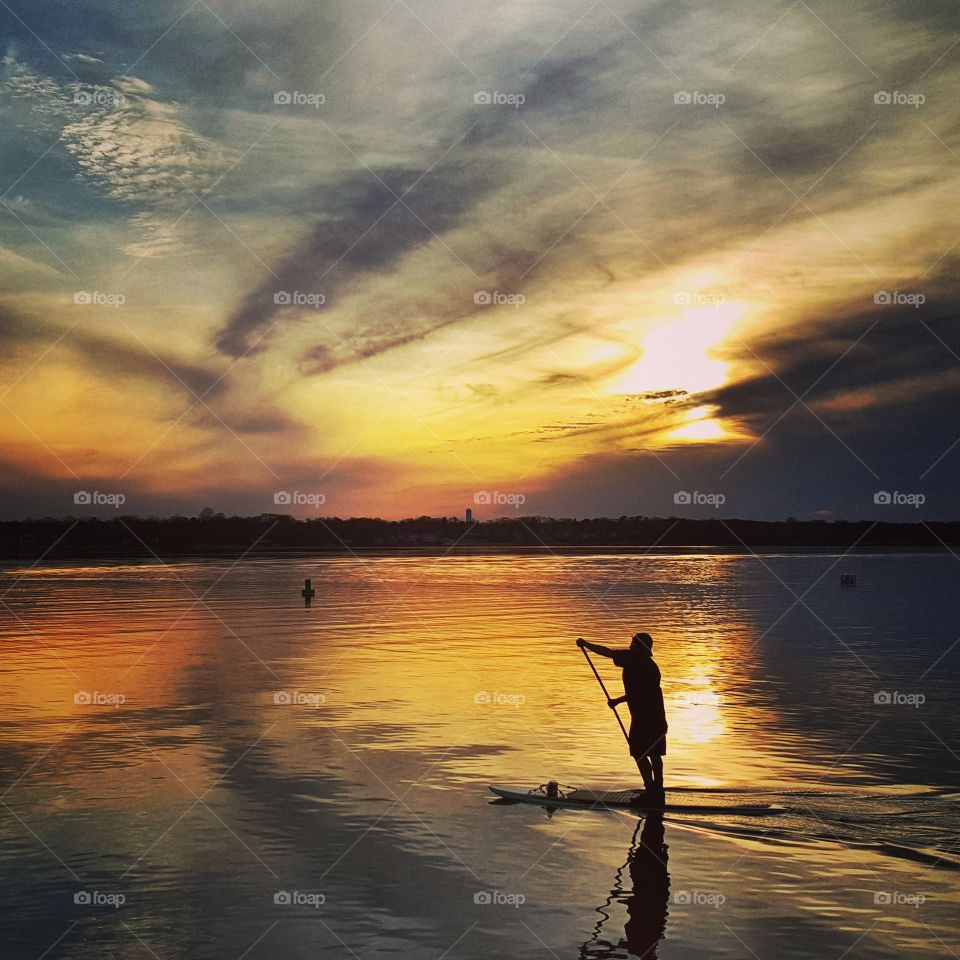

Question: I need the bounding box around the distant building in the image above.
[466,508,473,523]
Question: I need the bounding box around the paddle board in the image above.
[490,785,783,815]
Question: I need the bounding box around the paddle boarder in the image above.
[577,633,667,805]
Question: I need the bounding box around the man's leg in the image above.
[649,756,665,805]
[635,755,654,792]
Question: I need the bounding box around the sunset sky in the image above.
[2,0,960,520]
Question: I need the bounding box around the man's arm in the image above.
[576,638,618,658]
[576,640,627,708]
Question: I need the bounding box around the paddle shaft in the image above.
[580,644,631,747]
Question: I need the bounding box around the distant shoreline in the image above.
[0,544,955,569]
[2,514,958,562]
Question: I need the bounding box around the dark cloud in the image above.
[703,305,960,432]
[879,0,960,30]
[215,156,501,358]
[0,305,225,399]
[736,119,866,180]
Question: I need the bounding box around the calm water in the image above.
[1,552,958,959]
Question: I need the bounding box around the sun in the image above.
[670,417,728,441]
[608,298,752,397]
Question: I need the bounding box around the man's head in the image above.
[631,632,653,652]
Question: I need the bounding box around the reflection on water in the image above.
[0,552,958,959]
[581,815,670,960]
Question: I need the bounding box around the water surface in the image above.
[1,552,958,958]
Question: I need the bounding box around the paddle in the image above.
[579,640,631,747]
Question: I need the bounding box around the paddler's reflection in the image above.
[580,814,669,960]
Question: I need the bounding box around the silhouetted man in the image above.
[578,633,667,805]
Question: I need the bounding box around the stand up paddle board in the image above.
[490,784,783,815]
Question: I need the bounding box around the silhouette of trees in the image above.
[1,512,958,558]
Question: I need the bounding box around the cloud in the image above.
[215,155,508,357]
[65,52,104,65]
[2,56,228,257]
[0,303,224,399]
[703,300,960,435]
[0,241,65,279]
[62,89,227,256]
